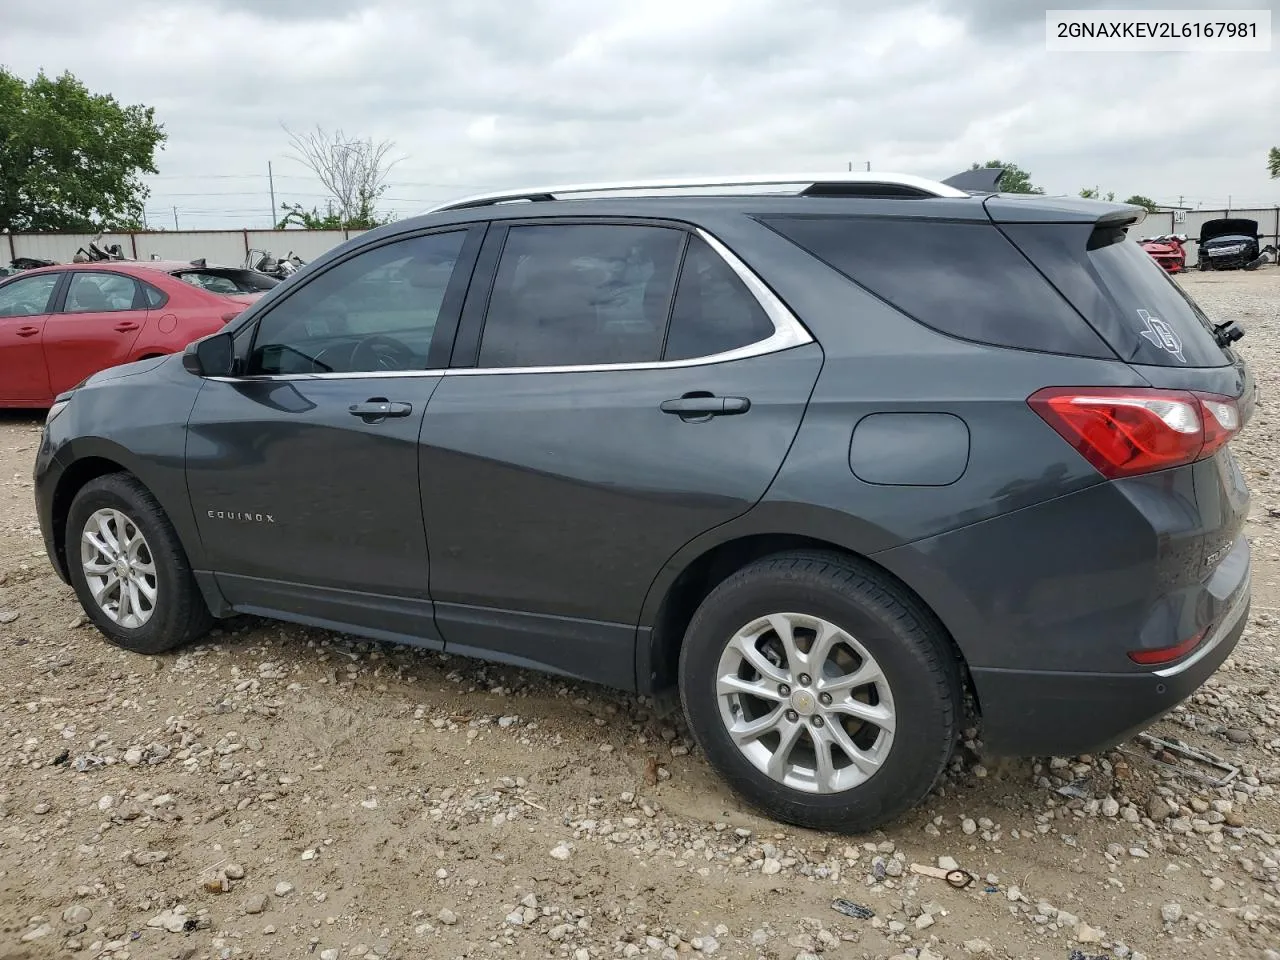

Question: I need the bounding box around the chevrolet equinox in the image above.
[34,171,1255,832]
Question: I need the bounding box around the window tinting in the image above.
[663,236,774,360]
[65,273,141,313]
[761,216,1113,358]
[999,224,1228,367]
[477,224,684,368]
[249,231,466,375]
[0,273,59,317]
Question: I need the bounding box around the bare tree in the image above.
[283,124,401,228]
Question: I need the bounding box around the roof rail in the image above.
[427,172,970,212]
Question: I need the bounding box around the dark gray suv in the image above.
[34,173,1255,832]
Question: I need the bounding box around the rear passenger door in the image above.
[418,220,824,686]
[45,271,150,393]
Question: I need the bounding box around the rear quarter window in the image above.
[759,216,1113,358]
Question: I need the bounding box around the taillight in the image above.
[1128,628,1206,665]
[1028,386,1241,479]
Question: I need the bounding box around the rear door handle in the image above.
[15,326,40,338]
[349,399,413,420]
[114,321,140,333]
[660,395,751,417]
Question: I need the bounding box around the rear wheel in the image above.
[678,552,961,832]
[67,473,212,654]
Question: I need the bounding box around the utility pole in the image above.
[866,161,871,171]
[268,161,277,228]
[848,161,852,171]
[172,206,179,230]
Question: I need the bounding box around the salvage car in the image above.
[1197,218,1263,270]
[0,260,268,408]
[34,175,1254,832]
[1139,234,1188,273]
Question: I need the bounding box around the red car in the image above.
[0,261,278,408]
[1138,234,1189,274]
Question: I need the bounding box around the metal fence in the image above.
[4,228,369,267]
[1141,207,1280,266]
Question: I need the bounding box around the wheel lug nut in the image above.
[785,709,799,723]
[778,684,790,697]
[811,716,825,728]
[819,692,832,706]
[798,673,811,686]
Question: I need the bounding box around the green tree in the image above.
[969,160,1044,194]
[0,68,165,231]
[1079,187,1116,201]
[1269,147,1279,178]
[1124,194,1159,212]
[276,186,391,230]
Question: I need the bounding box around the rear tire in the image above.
[678,551,961,833]
[66,473,212,655]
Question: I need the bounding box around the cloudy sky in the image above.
[3,0,1277,229]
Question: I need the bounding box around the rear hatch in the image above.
[989,196,1252,637]
[987,198,1254,408]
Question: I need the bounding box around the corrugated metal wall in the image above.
[1142,207,1280,266]
[5,229,369,267]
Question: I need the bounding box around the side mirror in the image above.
[182,331,235,377]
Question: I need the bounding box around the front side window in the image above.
[477,224,685,368]
[0,273,60,318]
[64,273,142,313]
[248,231,466,375]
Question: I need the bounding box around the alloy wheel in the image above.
[715,612,896,793]
[80,508,158,629]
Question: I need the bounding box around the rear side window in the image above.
[64,272,143,313]
[1002,223,1227,367]
[663,236,774,361]
[478,224,684,368]
[760,216,1112,358]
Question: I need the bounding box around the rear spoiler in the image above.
[941,167,1006,193]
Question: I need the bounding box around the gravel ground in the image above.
[3,267,1280,960]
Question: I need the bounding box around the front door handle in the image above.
[114,321,140,333]
[660,394,752,418]
[349,398,413,420]
[15,326,40,338]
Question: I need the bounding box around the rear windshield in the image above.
[175,269,280,294]
[1000,223,1229,368]
[759,215,1112,358]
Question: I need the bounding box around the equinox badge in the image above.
[208,510,275,523]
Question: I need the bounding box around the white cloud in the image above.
[1,0,1275,228]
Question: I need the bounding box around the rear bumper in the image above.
[975,561,1250,756]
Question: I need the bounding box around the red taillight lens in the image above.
[1128,629,1206,665]
[1028,387,1240,479]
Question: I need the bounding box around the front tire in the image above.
[66,473,212,655]
[678,552,961,833]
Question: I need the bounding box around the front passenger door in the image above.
[185,226,482,642]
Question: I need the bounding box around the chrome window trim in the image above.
[208,226,811,382]
[429,172,968,211]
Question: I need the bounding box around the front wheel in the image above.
[678,552,962,833]
[66,473,212,655]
